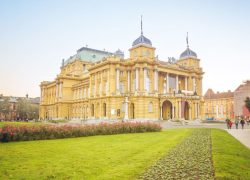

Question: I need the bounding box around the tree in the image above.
[245,97,250,112]
[0,97,11,120]
[16,98,39,120]
[16,98,29,120]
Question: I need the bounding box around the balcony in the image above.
[159,93,200,99]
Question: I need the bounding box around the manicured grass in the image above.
[0,121,41,127]
[212,129,250,179]
[0,129,192,179]
[1,128,250,179]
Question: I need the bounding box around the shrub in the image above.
[0,122,161,142]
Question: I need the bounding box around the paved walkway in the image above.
[160,121,250,148]
[160,121,250,130]
[226,129,250,148]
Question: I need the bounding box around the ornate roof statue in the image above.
[132,15,152,47]
[179,32,197,59]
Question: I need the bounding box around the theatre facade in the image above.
[39,28,204,121]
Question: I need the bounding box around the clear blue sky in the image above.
[0,0,250,97]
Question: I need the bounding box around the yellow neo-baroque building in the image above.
[39,26,204,121]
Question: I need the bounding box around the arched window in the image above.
[148,102,153,113]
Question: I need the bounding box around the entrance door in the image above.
[184,101,189,120]
[162,100,172,120]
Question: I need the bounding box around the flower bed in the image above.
[0,122,161,142]
[139,129,214,179]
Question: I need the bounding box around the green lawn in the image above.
[0,121,41,127]
[211,129,250,179]
[1,128,250,179]
[0,129,192,179]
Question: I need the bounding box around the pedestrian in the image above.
[229,120,233,129]
[247,117,250,125]
[225,118,230,129]
[240,118,245,129]
[235,118,239,129]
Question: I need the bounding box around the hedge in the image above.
[0,122,161,142]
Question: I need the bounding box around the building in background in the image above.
[0,94,40,121]
[234,80,250,117]
[203,89,234,120]
[40,23,204,121]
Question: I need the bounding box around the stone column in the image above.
[154,69,158,91]
[99,102,102,119]
[160,105,163,120]
[166,73,169,93]
[200,77,203,96]
[144,68,147,91]
[185,77,188,91]
[193,77,196,92]
[189,107,192,120]
[172,105,175,119]
[198,103,200,119]
[127,70,130,92]
[107,70,110,96]
[95,75,97,97]
[124,97,129,121]
[179,101,182,118]
[61,83,63,98]
[116,69,120,91]
[58,83,60,98]
[100,72,103,96]
[55,83,58,98]
[89,76,92,97]
[40,87,43,102]
[176,75,179,93]
[135,68,139,91]
[195,103,197,119]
